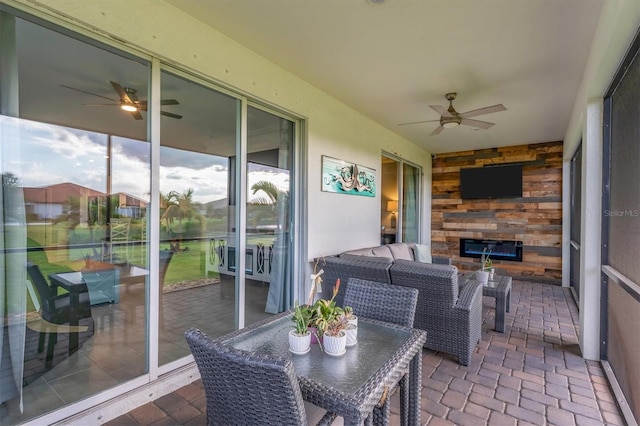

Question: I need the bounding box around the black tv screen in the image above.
[460,164,523,199]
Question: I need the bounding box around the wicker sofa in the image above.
[318,243,483,366]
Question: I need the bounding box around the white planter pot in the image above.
[487,267,495,280]
[289,330,311,354]
[345,323,358,347]
[347,315,358,328]
[476,270,489,285]
[323,332,346,356]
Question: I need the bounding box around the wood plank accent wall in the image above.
[431,141,563,284]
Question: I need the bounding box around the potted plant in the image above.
[477,249,491,284]
[483,256,495,279]
[342,307,358,347]
[322,315,348,355]
[343,305,358,327]
[289,302,312,354]
[310,279,347,355]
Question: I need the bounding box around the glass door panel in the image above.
[381,156,399,244]
[245,106,294,323]
[402,163,420,243]
[381,155,420,244]
[1,11,150,422]
[158,71,238,365]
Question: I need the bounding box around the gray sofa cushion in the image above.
[342,247,375,256]
[388,243,414,260]
[371,245,393,259]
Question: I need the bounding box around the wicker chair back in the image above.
[185,328,308,426]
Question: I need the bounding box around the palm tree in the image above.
[250,181,289,230]
[160,188,198,251]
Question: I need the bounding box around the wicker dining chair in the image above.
[185,328,336,426]
[343,278,419,425]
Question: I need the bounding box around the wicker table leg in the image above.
[408,350,422,426]
[494,280,512,333]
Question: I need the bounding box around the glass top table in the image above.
[221,311,427,425]
[463,272,512,333]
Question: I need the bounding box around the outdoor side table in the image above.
[465,273,512,333]
[221,311,427,426]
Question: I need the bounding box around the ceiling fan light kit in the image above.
[120,104,137,112]
[398,92,506,136]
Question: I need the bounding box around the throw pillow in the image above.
[413,244,432,263]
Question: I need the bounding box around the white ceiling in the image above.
[165,0,605,154]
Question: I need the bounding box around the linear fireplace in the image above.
[459,238,523,262]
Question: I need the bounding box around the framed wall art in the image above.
[321,155,376,197]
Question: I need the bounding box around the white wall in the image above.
[23,0,431,264]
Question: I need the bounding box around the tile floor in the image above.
[106,280,627,425]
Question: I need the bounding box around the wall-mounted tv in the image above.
[460,164,523,199]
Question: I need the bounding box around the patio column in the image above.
[579,98,603,361]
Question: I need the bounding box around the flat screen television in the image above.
[460,164,523,199]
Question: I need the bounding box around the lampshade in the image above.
[386,200,398,212]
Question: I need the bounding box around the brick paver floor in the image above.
[106,281,626,425]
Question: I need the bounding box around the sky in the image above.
[2,116,290,205]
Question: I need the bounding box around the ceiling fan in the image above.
[398,93,506,136]
[61,81,182,120]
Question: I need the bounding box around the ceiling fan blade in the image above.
[61,84,117,102]
[137,99,180,107]
[397,119,440,126]
[82,103,119,107]
[460,118,495,129]
[110,80,133,104]
[161,111,183,119]
[460,104,506,118]
[429,105,452,118]
[429,125,445,136]
[129,110,143,120]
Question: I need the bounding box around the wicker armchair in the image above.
[318,255,393,307]
[389,260,483,366]
[343,278,419,425]
[343,278,418,328]
[185,328,336,426]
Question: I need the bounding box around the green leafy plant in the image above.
[481,249,493,271]
[291,302,312,335]
[310,279,345,337]
[343,305,354,320]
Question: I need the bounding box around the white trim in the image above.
[236,99,247,329]
[578,98,603,360]
[562,159,571,287]
[51,364,201,426]
[149,57,161,379]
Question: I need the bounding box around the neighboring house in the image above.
[23,183,148,221]
[23,182,104,222]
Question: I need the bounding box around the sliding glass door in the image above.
[1,9,151,421]
[157,70,239,365]
[380,154,421,244]
[245,106,294,322]
[0,6,300,422]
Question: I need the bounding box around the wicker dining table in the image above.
[221,311,427,426]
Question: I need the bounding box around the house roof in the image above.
[23,182,104,204]
[23,183,147,207]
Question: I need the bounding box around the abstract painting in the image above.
[321,155,376,197]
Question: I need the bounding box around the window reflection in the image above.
[1,11,150,422]
[158,71,238,364]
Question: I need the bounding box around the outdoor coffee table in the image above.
[466,272,512,333]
